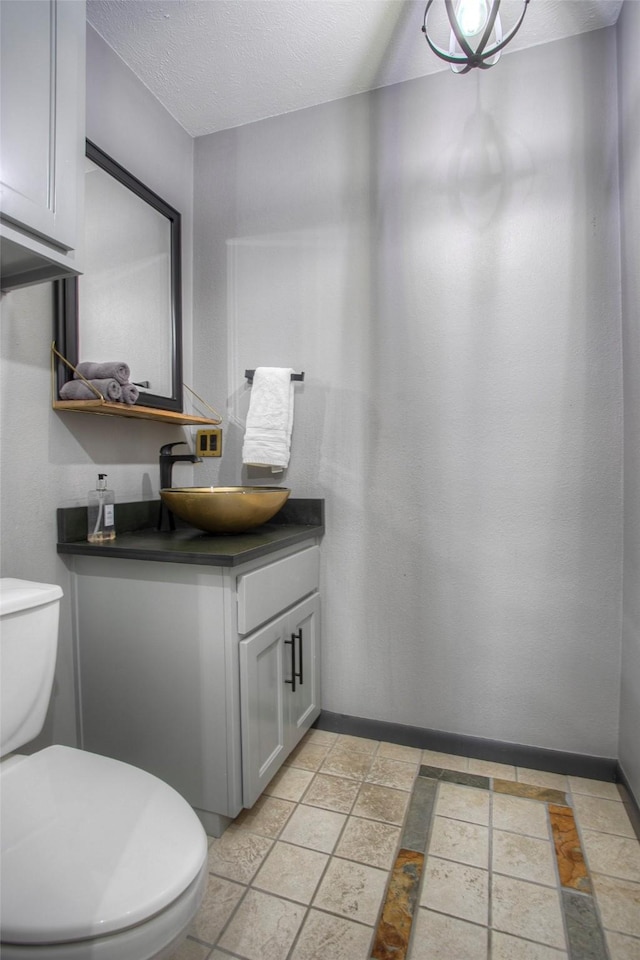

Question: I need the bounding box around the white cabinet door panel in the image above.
[240,594,321,809]
[287,594,321,747]
[0,0,52,216]
[240,616,287,808]
[0,0,82,250]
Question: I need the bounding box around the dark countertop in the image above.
[57,498,324,567]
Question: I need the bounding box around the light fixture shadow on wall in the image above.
[422,0,530,73]
[447,99,535,229]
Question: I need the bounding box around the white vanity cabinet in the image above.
[70,539,321,835]
[0,0,85,290]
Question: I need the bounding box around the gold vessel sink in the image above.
[159,486,290,534]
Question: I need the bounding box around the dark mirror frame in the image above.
[54,139,183,412]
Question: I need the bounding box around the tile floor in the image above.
[169,730,640,960]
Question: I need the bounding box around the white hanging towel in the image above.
[242,367,295,473]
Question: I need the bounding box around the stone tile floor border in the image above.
[549,803,592,892]
[370,848,425,960]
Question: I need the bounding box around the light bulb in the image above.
[455,0,489,37]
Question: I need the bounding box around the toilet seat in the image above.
[1,745,208,946]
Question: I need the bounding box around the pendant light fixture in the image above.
[422,0,530,73]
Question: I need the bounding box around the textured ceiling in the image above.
[87,0,625,137]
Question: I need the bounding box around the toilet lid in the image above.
[0,578,63,615]
[1,745,208,944]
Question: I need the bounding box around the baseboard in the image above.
[314,711,618,782]
[616,762,640,843]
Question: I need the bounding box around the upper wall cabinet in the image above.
[0,0,85,291]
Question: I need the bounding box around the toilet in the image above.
[0,578,209,960]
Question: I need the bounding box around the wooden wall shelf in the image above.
[53,399,220,426]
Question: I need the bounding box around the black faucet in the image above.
[158,442,201,532]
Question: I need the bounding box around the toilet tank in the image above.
[0,579,63,757]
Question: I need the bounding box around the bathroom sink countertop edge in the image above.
[57,498,324,567]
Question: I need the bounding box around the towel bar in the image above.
[245,369,305,383]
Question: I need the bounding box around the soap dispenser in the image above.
[87,474,116,543]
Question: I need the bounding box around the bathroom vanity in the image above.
[57,500,324,835]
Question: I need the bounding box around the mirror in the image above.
[55,140,183,411]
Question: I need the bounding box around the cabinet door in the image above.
[285,594,321,751]
[0,0,83,253]
[240,615,288,809]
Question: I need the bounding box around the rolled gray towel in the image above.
[60,378,122,402]
[74,361,130,385]
[120,382,139,405]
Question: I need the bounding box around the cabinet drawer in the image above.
[237,546,319,635]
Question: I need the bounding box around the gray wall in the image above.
[618,1,640,798]
[1,17,633,773]
[193,26,623,759]
[0,26,194,747]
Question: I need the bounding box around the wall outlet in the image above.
[196,428,222,457]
